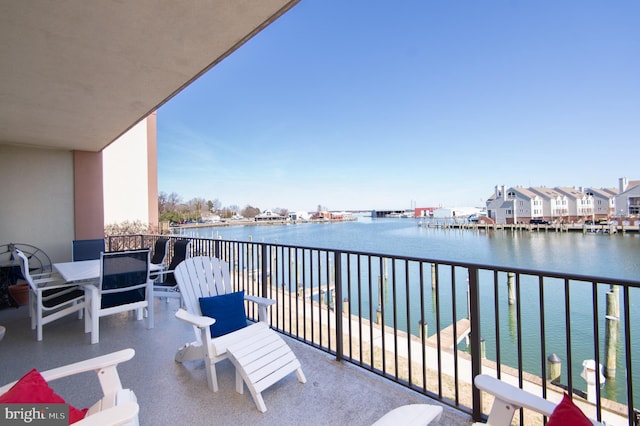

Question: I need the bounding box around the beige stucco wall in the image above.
[103,119,151,227]
[0,145,75,262]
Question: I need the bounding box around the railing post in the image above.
[260,244,268,299]
[334,251,343,361]
[213,239,221,258]
[468,266,483,422]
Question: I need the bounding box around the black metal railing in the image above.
[108,234,638,425]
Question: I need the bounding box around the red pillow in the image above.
[0,368,88,424]
[547,393,593,426]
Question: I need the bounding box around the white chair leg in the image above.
[35,294,43,341]
[83,288,92,333]
[146,282,154,330]
[235,369,244,394]
[296,367,307,383]
[205,359,218,392]
[90,287,99,344]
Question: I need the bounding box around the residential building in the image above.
[485,185,521,224]
[554,187,593,221]
[615,177,640,217]
[486,181,632,224]
[527,187,568,221]
[585,187,617,219]
[414,207,438,217]
[255,209,284,221]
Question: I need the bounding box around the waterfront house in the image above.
[528,187,569,221]
[615,178,640,218]
[414,207,438,217]
[485,185,544,224]
[486,184,629,224]
[255,209,285,222]
[554,187,594,222]
[586,187,619,219]
[288,211,311,221]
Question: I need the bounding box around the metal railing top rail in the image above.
[113,234,640,289]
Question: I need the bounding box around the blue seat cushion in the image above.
[199,291,247,337]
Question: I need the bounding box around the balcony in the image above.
[2,234,638,425]
[0,295,468,425]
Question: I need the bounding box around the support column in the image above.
[73,151,104,240]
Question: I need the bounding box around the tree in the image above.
[159,210,183,224]
[159,191,182,215]
[241,205,261,218]
[188,197,207,220]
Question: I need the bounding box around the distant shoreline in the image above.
[169,217,357,230]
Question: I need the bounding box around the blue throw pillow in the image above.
[199,291,247,337]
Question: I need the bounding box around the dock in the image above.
[426,318,471,349]
[419,221,640,234]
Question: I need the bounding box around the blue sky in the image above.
[158,1,639,212]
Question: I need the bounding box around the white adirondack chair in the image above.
[473,374,605,426]
[173,256,306,412]
[0,349,139,426]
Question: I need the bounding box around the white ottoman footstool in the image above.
[372,404,443,425]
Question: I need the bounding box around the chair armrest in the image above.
[0,349,135,394]
[474,375,605,426]
[32,271,63,280]
[475,374,556,417]
[34,279,83,290]
[175,308,216,328]
[244,295,275,323]
[151,267,174,277]
[244,294,276,306]
[73,401,139,426]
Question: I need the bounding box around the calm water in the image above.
[174,217,640,404]
[177,216,640,280]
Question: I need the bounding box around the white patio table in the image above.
[54,259,162,282]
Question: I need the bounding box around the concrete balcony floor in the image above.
[0,298,472,425]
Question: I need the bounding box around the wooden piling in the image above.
[418,320,428,339]
[329,288,335,309]
[604,286,619,378]
[507,272,515,305]
[431,263,436,290]
[548,353,561,383]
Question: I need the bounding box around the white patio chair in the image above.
[14,249,88,341]
[173,256,306,412]
[149,237,169,270]
[72,238,106,262]
[473,374,605,426]
[87,249,153,344]
[0,348,139,426]
[153,239,190,300]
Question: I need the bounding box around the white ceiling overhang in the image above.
[0,0,299,152]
